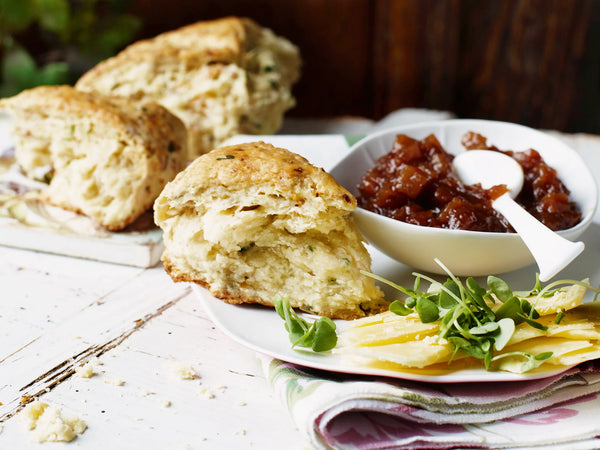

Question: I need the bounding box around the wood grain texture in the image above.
[371,0,461,116]
[1,127,599,448]
[0,244,303,449]
[127,0,600,132]
[129,0,375,118]
[456,0,598,131]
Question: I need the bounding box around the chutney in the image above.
[357,132,581,232]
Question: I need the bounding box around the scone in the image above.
[0,85,187,230]
[154,141,387,320]
[76,17,301,159]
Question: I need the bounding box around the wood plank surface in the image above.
[0,246,304,449]
[1,122,599,448]
[127,0,600,133]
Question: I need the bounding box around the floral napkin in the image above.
[261,356,600,449]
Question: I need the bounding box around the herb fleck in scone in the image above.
[154,142,386,319]
[76,17,301,159]
[0,85,187,230]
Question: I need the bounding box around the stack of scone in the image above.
[76,16,301,158]
[1,17,384,319]
[154,141,387,319]
[0,85,187,230]
[0,16,301,230]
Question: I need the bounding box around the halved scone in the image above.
[0,85,187,230]
[154,141,386,319]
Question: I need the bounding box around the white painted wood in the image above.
[0,245,306,449]
[0,220,164,268]
[0,115,598,450]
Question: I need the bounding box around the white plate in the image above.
[195,284,575,383]
[194,133,600,383]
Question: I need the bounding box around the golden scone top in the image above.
[160,141,356,211]
[0,85,187,157]
[77,17,300,84]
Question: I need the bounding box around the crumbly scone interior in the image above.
[10,110,151,228]
[93,63,248,152]
[156,184,384,318]
[78,25,299,156]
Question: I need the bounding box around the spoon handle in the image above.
[493,193,585,281]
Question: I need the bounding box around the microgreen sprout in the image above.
[275,260,600,373]
[363,258,600,372]
[274,296,337,352]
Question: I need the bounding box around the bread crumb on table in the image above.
[21,400,87,443]
[75,356,103,379]
[167,361,201,380]
[104,378,126,386]
[197,386,216,399]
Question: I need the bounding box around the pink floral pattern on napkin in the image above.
[262,357,600,449]
[504,407,579,426]
[323,412,469,449]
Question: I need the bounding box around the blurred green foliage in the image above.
[0,0,142,97]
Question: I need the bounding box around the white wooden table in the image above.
[0,116,388,450]
[2,112,599,449]
[0,244,308,449]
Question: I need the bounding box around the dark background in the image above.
[6,0,600,133]
[126,0,600,133]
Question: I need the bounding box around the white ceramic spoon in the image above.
[452,150,585,281]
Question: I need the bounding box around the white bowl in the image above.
[329,119,598,276]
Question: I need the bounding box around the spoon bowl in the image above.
[452,150,585,281]
[451,150,524,198]
[329,120,597,277]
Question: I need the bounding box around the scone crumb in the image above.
[153,141,386,320]
[198,386,216,399]
[167,361,200,380]
[75,357,103,378]
[104,378,125,386]
[21,401,87,442]
[234,428,246,436]
[0,85,187,230]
